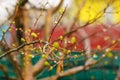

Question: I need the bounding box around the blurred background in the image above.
[0,0,120,80]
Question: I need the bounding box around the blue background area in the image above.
[0,24,12,47]
[0,24,9,41]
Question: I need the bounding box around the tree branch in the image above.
[41,40,119,80]
[0,40,46,58]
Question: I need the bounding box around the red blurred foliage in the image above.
[10,25,120,51]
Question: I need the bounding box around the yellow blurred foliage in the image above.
[73,0,120,24]
[111,0,120,23]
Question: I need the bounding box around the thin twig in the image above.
[48,6,67,42]
[0,40,46,58]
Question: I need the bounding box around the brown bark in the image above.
[44,10,52,41]
[22,6,34,80]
